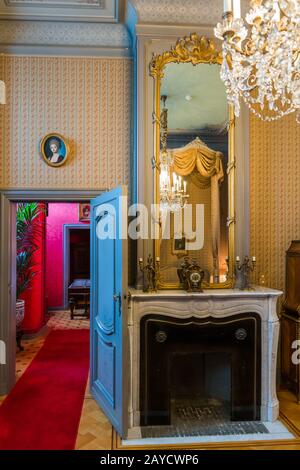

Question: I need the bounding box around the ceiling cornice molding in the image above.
[0,20,132,55]
[130,0,249,27]
[0,0,118,23]
[135,23,214,39]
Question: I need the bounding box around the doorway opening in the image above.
[0,189,113,450]
[14,201,91,373]
[63,225,90,310]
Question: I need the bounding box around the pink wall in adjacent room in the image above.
[46,203,89,309]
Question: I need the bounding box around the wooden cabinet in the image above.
[281,241,300,403]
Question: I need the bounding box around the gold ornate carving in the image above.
[150,34,222,79]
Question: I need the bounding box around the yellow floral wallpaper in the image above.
[0,55,132,190]
[250,113,300,292]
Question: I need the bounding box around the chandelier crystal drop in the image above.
[214,0,300,123]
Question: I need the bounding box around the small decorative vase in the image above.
[16,300,25,351]
[16,299,25,328]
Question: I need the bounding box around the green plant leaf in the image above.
[16,203,45,299]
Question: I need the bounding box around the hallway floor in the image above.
[1,311,300,450]
[0,311,112,450]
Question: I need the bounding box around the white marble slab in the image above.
[130,286,282,300]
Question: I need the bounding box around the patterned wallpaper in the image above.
[249,113,300,293]
[0,55,132,189]
[0,21,131,48]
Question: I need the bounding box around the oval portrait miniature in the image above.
[40,133,68,167]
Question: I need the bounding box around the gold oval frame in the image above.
[40,132,69,168]
[150,33,236,290]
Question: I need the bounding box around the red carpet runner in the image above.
[0,329,90,450]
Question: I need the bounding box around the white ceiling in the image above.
[161,62,228,130]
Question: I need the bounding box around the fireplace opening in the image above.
[140,314,261,433]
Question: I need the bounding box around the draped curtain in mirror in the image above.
[170,137,224,270]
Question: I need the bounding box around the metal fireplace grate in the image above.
[141,398,269,439]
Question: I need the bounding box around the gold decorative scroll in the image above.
[150,34,222,80]
[170,138,224,270]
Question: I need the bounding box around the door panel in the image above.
[90,186,128,438]
[97,234,116,334]
[97,334,115,407]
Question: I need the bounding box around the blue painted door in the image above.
[90,186,128,438]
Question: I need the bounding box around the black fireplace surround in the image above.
[140,313,261,426]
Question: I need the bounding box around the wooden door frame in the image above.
[0,189,104,395]
[63,224,90,310]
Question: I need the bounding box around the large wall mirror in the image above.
[150,34,235,289]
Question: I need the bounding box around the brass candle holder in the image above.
[138,255,160,292]
[225,257,230,282]
[235,255,256,290]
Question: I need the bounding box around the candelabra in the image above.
[138,255,160,292]
[235,255,256,290]
[214,0,300,123]
[158,95,189,212]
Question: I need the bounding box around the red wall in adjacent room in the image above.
[46,203,89,309]
[20,206,46,334]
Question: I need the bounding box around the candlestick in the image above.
[138,254,160,292]
[273,1,280,22]
[184,181,187,193]
[224,0,232,13]
[233,0,241,18]
[235,255,256,290]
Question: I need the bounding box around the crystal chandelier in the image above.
[159,96,189,212]
[214,0,300,122]
[160,154,188,213]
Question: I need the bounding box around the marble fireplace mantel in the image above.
[127,287,282,432]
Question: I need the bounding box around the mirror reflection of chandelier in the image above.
[159,96,189,212]
[214,0,300,123]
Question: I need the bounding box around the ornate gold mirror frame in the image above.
[150,33,235,289]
